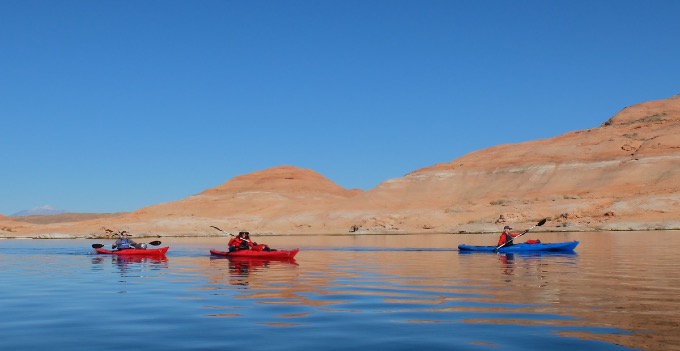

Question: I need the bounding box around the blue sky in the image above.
[2,0,679,215]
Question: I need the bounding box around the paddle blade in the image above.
[210,226,223,232]
[91,243,104,248]
[537,218,547,227]
[148,241,162,246]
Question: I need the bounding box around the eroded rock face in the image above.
[7,95,680,237]
[378,94,680,232]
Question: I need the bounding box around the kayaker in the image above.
[243,232,272,252]
[228,232,252,252]
[497,225,522,247]
[112,231,138,250]
[227,232,241,251]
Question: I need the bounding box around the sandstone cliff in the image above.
[354,94,680,233]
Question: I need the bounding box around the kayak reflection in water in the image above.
[112,231,141,250]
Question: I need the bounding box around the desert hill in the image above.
[346,94,680,232]
[3,95,680,238]
[101,166,362,235]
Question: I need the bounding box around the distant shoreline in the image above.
[2,227,678,240]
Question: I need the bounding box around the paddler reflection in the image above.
[90,254,168,278]
[498,253,515,276]
[212,256,298,287]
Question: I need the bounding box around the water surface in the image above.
[1,231,678,350]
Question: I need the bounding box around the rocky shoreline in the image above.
[3,220,679,240]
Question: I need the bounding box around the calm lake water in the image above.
[1,231,679,351]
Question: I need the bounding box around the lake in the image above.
[1,231,678,350]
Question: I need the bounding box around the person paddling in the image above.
[497,225,523,247]
[112,231,138,250]
[228,231,271,252]
[242,232,272,251]
[228,232,252,252]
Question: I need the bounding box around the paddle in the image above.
[493,218,547,252]
[210,225,235,236]
[91,241,162,249]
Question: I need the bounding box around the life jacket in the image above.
[228,237,251,250]
[497,233,514,247]
[118,238,132,249]
[238,239,251,250]
[229,237,242,247]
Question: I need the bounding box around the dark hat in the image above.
[503,225,512,230]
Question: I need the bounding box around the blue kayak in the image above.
[458,241,579,252]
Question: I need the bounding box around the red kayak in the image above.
[210,248,299,259]
[96,247,169,256]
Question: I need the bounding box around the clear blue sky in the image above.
[2,0,679,215]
